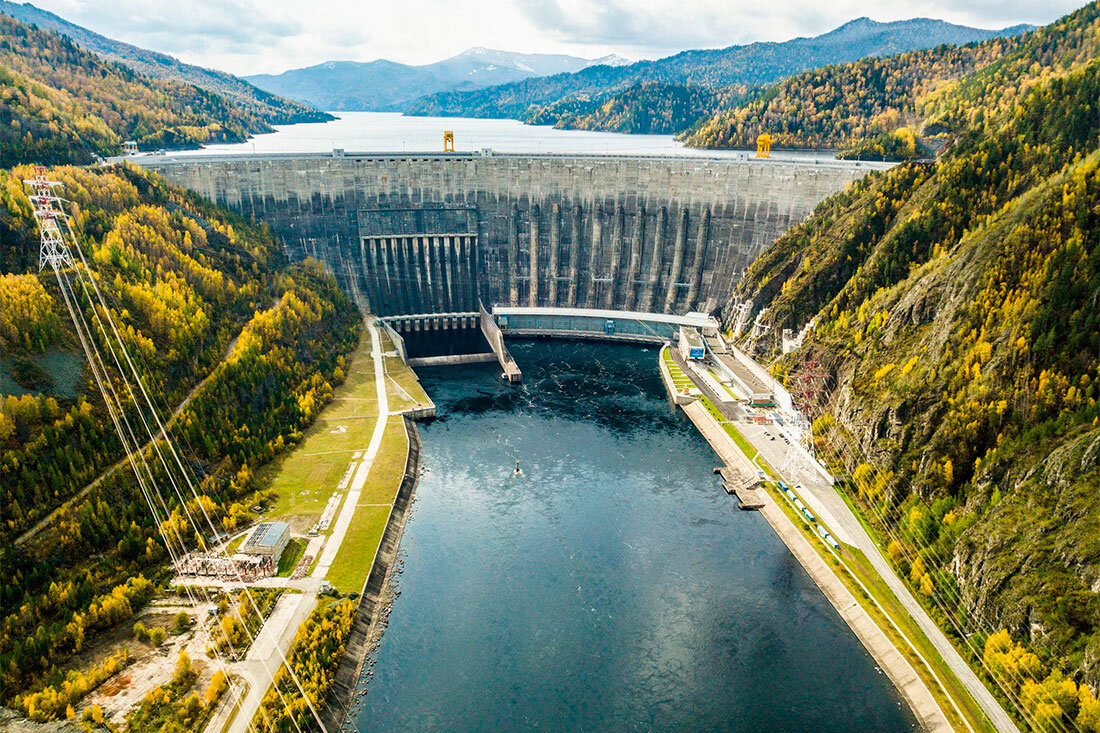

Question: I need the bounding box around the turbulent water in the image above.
[347,340,915,731]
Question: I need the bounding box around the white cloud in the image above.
[25,0,1084,76]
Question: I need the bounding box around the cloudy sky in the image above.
[31,0,1083,75]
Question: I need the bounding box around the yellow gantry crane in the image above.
[443,130,455,152]
[756,133,772,158]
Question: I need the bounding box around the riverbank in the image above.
[319,416,422,730]
[196,320,431,732]
[658,345,953,731]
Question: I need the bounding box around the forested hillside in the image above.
[0,163,360,701]
[730,2,1100,726]
[0,0,332,126]
[685,3,1099,155]
[405,17,1030,131]
[526,82,749,135]
[0,13,288,166]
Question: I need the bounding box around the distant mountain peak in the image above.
[247,46,633,111]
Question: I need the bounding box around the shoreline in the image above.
[319,415,423,730]
[658,346,951,731]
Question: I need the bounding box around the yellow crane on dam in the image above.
[444,130,455,152]
[756,134,772,158]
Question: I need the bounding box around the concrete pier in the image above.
[479,303,522,383]
[625,207,644,311]
[603,204,624,309]
[585,204,603,309]
[547,203,561,306]
[528,205,540,307]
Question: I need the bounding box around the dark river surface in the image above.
[347,340,916,731]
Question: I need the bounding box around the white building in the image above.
[678,327,705,360]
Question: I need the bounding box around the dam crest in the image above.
[138,151,882,323]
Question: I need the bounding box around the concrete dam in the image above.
[138,152,881,321]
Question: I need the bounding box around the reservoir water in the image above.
[347,340,915,731]
[162,111,837,162]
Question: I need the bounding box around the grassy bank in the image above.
[327,416,411,594]
[261,332,382,532]
[660,349,992,732]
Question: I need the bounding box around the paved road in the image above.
[680,398,951,731]
[694,350,1019,733]
[213,321,391,733]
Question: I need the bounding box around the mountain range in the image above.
[245,48,631,112]
[404,17,1034,128]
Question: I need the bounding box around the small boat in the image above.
[512,460,524,478]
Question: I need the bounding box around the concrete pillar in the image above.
[645,207,668,312]
[419,235,435,312]
[463,236,478,311]
[567,204,582,307]
[508,204,520,306]
[442,236,457,312]
[685,207,711,312]
[428,235,444,312]
[415,237,433,314]
[547,202,561,306]
[663,207,689,313]
[368,239,388,315]
[405,237,426,314]
[454,236,468,311]
[603,203,624,309]
[528,204,540,307]
[626,206,645,311]
[585,203,603,309]
[356,238,372,314]
[386,238,411,315]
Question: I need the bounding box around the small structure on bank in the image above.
[242,521,291,564]
[678,326,705,361]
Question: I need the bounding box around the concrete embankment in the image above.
[407,353,497,367]
[660,354,951,731]
[319,416,423,730]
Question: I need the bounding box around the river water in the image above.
[347,340,915,731]
[162,111,837,162]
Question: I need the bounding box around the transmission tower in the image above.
[24,165,75,271]
[786,359,830,453]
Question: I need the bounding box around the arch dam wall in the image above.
[137,152,880,319]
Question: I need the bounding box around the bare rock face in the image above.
[952,428,1100,682]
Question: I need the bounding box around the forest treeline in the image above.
[0,12,319,167]
[525,82,751,135]
[685,3,1100,157]
[0,163,360,703]
[0,0,333,129]
[732,3,1100,727]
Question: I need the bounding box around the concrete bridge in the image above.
[493,306,718,344]
[135,151,886,325]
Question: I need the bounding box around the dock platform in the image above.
[714,466,766,510]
